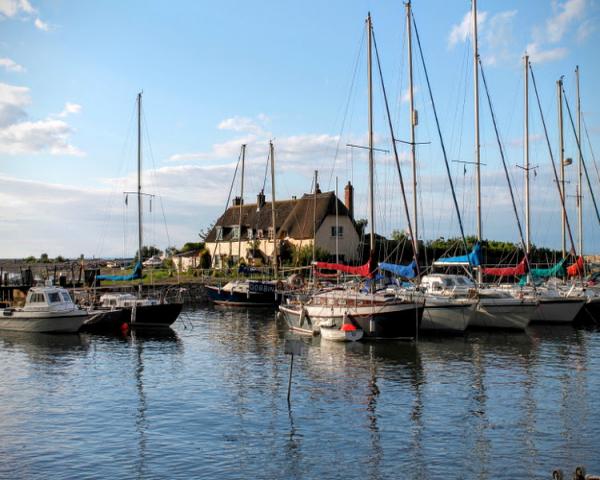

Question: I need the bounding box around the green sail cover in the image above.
[519,258,565,286]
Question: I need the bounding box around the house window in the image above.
[268,227,274,239]
[257,229,264,239]
[331,226,344,237]
[232,225,240,240]
[216,226,223,240]
[247,228,254,240]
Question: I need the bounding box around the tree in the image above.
[40,253,49,263]
[355,219,368,236]
[180,242,205,253]
[198,223,215,241]
[55,255,65,263]
[135,246,163,262]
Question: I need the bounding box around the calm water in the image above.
[1,307,599,479]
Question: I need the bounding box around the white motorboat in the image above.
[0,286,88,333]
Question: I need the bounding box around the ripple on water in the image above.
[0,309,599,479]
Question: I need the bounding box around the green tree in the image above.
[40,253,49,263]
[55,255,65,263]
[135,246,163,262]
[180,242,205,253]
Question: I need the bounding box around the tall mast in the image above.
[269,141,278,278]
[367,12,375,252]
[524,54,530,254]
[558,78,566,258]
[406,0,418,253]
[137,92,143,271]
[576,66,583,257]
[313,170,318,263]
[237,144,246,263]
[335,176,340,265]
[472,0,482,283]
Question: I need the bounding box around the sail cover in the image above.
[313,259,373,278]
[433,243,481,267]
[567,256,584,277]
[97,261,143,281]
[482,258,528,277]
[378,260,417,279]
[518,258,566,285]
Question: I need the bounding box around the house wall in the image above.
[315,214,360,262]
[205,214,359,267]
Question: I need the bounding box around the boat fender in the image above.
[574,466,585,480]
[120,322,129,334]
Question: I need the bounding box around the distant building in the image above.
[204,182,360,268]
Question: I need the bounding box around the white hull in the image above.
[471,299,536,330]
[0,311,88,333]
[530,298,585,323]
[320,326,363,342]
[421,298,476,332]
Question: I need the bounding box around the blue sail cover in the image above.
[97,262,143,281]
[378,260,417,279]
[433,243,481,267]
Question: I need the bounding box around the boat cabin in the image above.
[421,274,475,293]
[99,293,160,309]
[24,287,77,312]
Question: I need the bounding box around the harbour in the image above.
[1,306,599,478]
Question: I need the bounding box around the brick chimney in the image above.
[256,190,266,211]
[344,181,354,219]
[232,196,243,206]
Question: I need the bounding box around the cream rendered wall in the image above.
[315,215,359,261]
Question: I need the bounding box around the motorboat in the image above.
[0,286,88,333]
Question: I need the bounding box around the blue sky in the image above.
[0,0,599,258]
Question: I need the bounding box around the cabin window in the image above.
[331,226,344,237]
[232,225,240,240]
[61,292,72,303]
[247,228,253,240]
[268,227,274,240]
[48,292,62,303]
[30,293,46,303]
[216,226,223,241]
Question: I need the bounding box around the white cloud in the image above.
[0,0,36,17]
[448,10,488,48]
[0,83,83,156]
[34,17,48,31]
[576,18,596,42]
[401,86,418,104]
[217,114,269,136]
[546,0,586,43]
[526,0,590,64]
[0,82,30,126]
[0,118,84,156]
[0,57,25,73]
[57,102,82,117]
[526,42,568,63]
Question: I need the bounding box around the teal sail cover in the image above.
[434,243,481,267]
[96,262,143,281]
[519,258,565,286]
[379,260,417,279]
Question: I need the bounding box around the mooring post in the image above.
[287,353,294,405]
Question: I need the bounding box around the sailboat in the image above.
[279,13,424,340]
[205,141,283,307]
[83,93,182,331]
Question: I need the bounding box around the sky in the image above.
[0,0,599,259]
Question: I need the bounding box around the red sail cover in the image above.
[567,256,584,277]
[314,259,373,278]
[482,258,528,277]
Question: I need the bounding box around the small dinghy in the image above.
[320,322,363,342]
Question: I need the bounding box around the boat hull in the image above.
[471,299,536,330]
[530,298,585,323]
[0,311,88,333]
[280,302,423,340]
[81,309,127,332]
[421,299,476,332]
[206,285,280,307]
[583,297,600,322]
[124,302,183,328]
